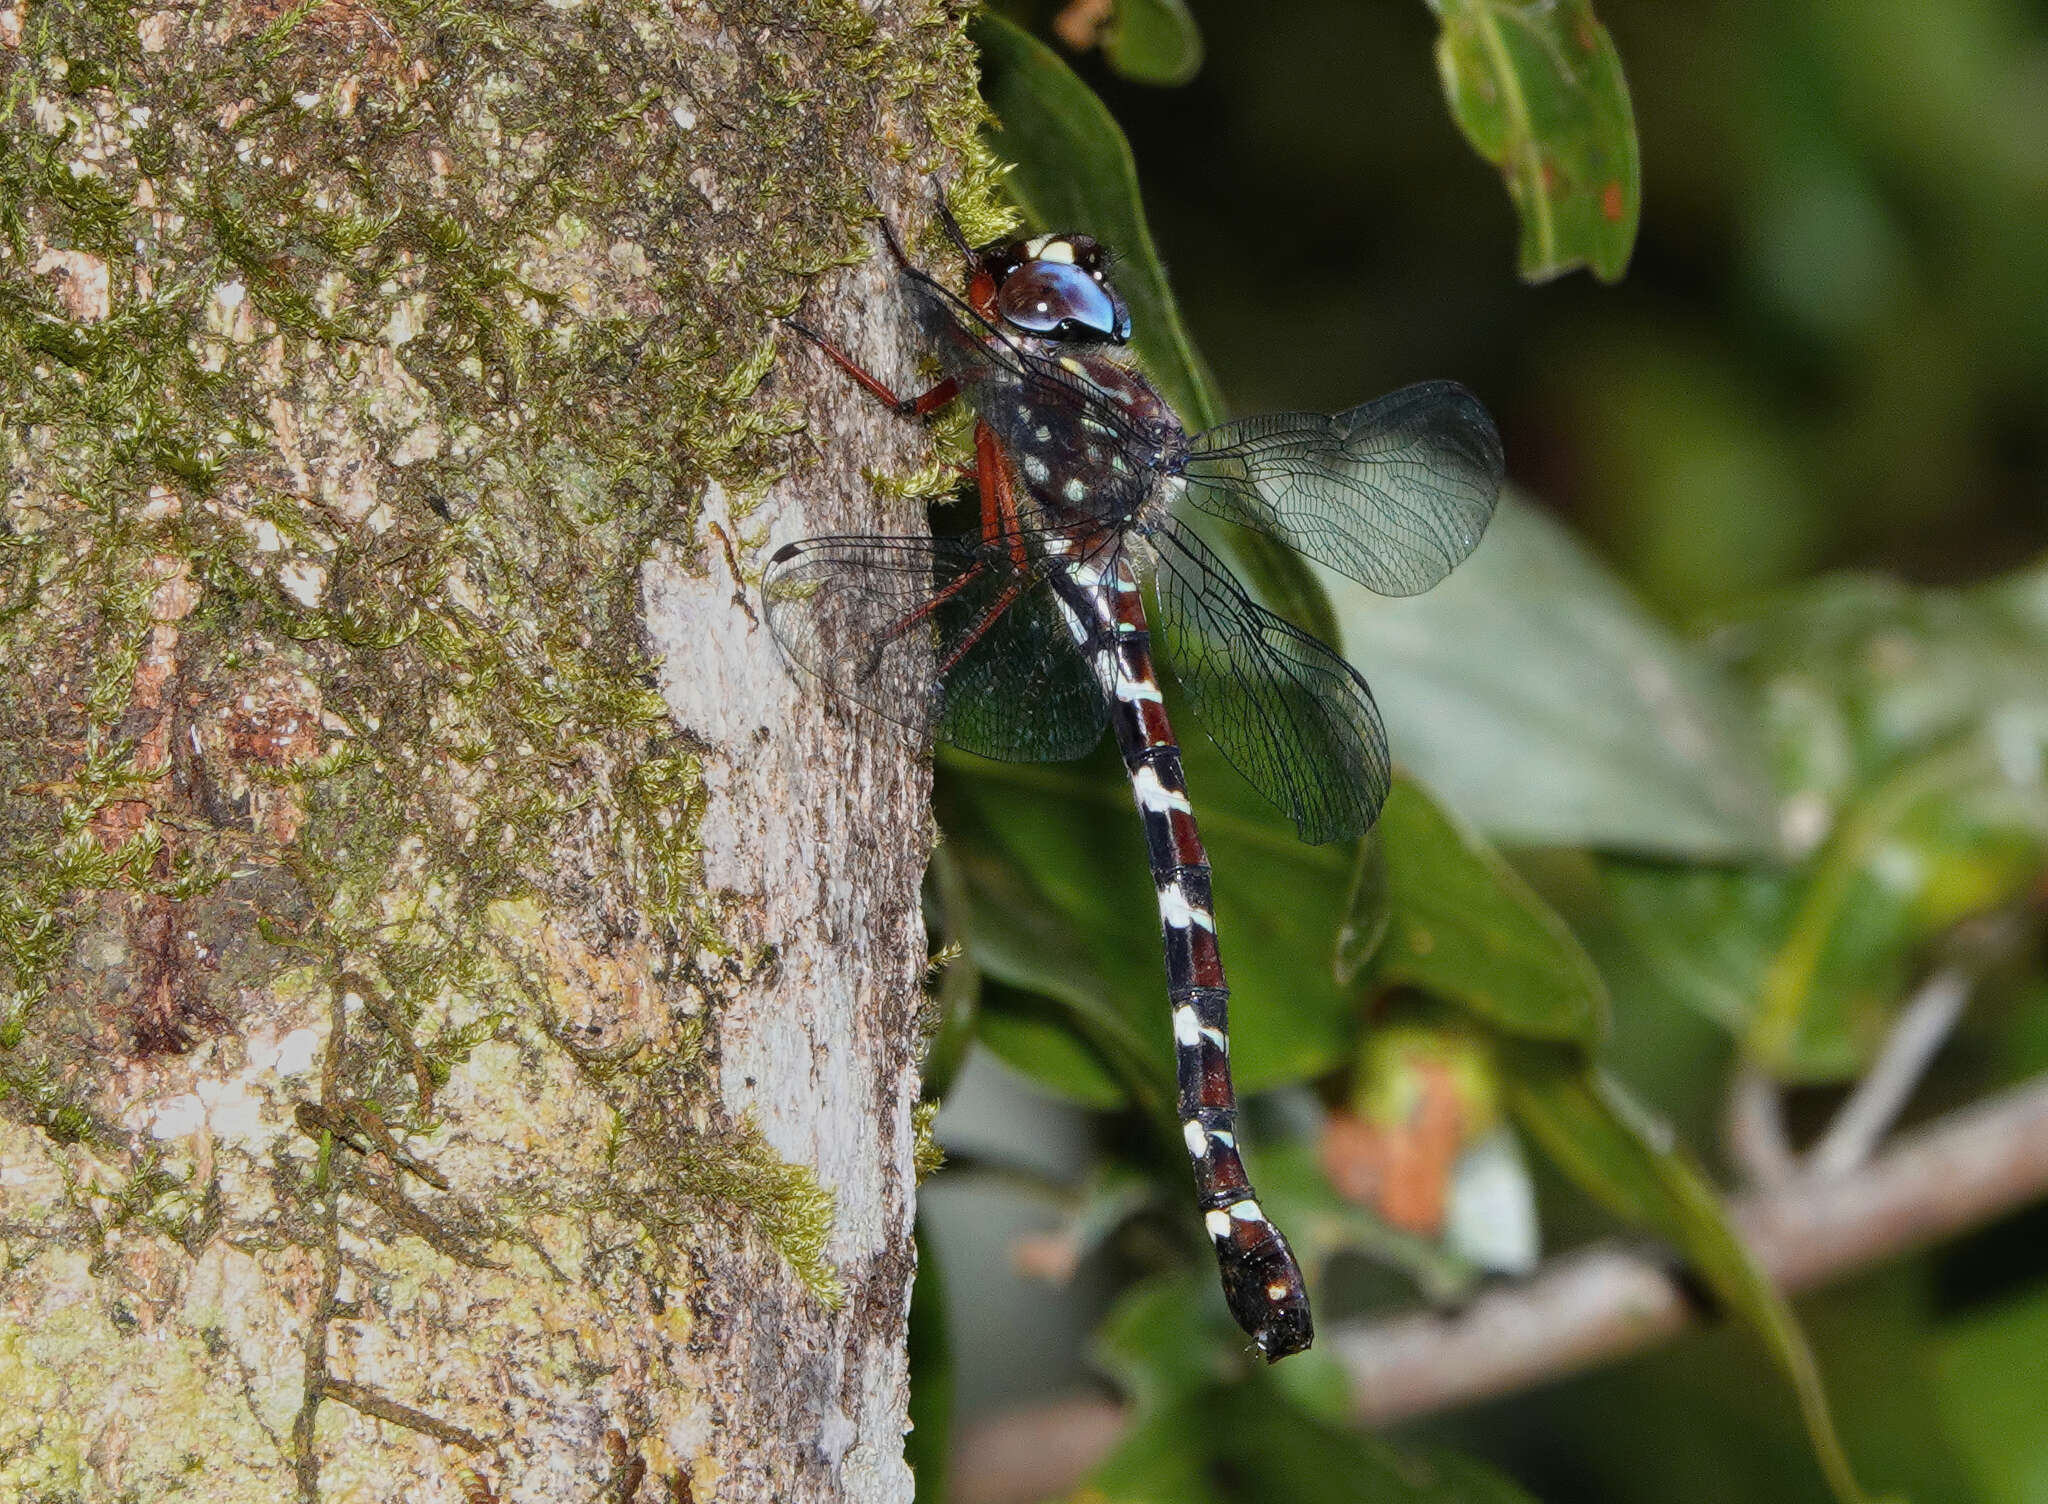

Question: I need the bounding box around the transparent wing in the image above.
[762,529,1110,763]
[1151,518,1390,844]
[1182,380,1504,598]
[897,266,1157,521]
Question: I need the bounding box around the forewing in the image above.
[1182,379,1504,597]
[762,531,1109,762]
[1151,519,1390,844]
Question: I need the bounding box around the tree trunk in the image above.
[0,2,973,1498]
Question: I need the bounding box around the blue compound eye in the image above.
[996,261,1130,342]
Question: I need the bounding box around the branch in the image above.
[952,1074,2048,1500]
[1351,1071,2048,1419]
[1724,1059,1798,1191]
[1806,967,1970,1180]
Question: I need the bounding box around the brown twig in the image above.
[1806,967,1970,1179]
[318,1377,489,1452]
[1344,1069,2048,1422]
[1724,1060,1798,1191]
[951,1073,2048,1500]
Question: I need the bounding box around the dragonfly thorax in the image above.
[999,344,1188,526]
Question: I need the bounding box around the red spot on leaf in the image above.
[1602,179,1627,222]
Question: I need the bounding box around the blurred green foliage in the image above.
[1097,0,1206,89]
[1935,1284,2048,1503]
[1430,0,1641,283]
[1331,495,1778,856]
[913,2,2048,1502]
[1081,1275,1540,1504]
[1611,567,2048,1081]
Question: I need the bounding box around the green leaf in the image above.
[1500,1045,1871,1504]
[938,805,1172,1113]
[1608,567,2048,1079]
[1610,744,2046,1079]
[1604,861,1804,1036]
[1333,826,1390,986]
[1933,1287,2048,1504]
[907,1225,953,1504]
[1101,0,1204,88]
[1368,778,1607,1046]
[1079,1275,1539,1504]
[971,10,1337,644]
[1072,1402,1227,1504]
[975,1001,1132,1110]
[1431,0,1641,282]
[1092,1272,1247,1418]
[1735,567,2048,787]
[1330,494,1778,857]
[1065,1279,1240,1504]
[939,728,1361,1101]
[1218,1380,1541,1504]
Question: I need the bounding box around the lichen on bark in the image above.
[0,0,988,1497]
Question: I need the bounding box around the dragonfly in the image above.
[765,206,1503,1361]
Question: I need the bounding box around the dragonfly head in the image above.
[975,232,1132,345]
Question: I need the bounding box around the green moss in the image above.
[622,751,710,936]
[678,1114,848,1308]
[529,974,848,1306]
[0,1060,95,1143]
[911,1098,944,1183]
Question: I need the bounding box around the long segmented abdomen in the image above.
[1045,543,1314,1362]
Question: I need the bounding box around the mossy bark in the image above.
[0,1,987,1498]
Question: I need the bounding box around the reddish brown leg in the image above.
[854,434,1024,648]
[935,582,1025,679]
[785,319,958,418]
[787,300,1034,674]
[973,421,1032,572]
[875,560,989,647]
[866,419,1032,660]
